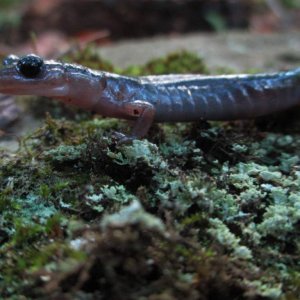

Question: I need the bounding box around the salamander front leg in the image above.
[114,100,155,144]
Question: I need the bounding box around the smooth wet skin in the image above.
[0,54,300,140]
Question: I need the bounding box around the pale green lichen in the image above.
[245,280,282,299]
[279,154,299,173]
[208,218,253,260]
[257,203,300,240]
[231,143,248,153]
[101,200,165,232]
[101,184,137,203]
[1,193,57,237]
[276,135,293,147]
[240,189,266,202]
[84,184,138,213]
[269,186,289,204]
[259,170,282,183]
[109,139,167,169]
[44,144,87,162]
[208,188,239,219]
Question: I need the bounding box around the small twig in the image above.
[29,31,40,55]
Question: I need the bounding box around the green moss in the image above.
[281,0,300,9]
[62,45,116,73]
[0,0,22,29]
[123,50,209,76]
[11,220,44,247]
[29,242,87,272]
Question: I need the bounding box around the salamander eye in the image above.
[16,54,44,78]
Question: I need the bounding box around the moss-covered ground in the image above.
[0,49,299,299]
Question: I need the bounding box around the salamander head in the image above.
[0,54,69,97]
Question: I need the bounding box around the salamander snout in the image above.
[2,54,19,66]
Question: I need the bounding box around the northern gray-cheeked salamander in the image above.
[0,54,299,141]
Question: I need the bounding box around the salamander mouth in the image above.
[0,77,69,97]
[33,84,69,97]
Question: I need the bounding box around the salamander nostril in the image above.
[16,54,44,78]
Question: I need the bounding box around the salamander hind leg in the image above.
[114,100,155,144]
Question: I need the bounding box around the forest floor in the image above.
[0,30,300,299]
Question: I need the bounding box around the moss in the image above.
[123,50,209,76]
[62,45,117,73]
[281,0,300,9]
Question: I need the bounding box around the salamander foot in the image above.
[112,131,135,145]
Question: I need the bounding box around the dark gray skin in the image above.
[0,54,300,141]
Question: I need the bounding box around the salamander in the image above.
[0,54,299,142]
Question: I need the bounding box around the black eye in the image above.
[16,54,44,78]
